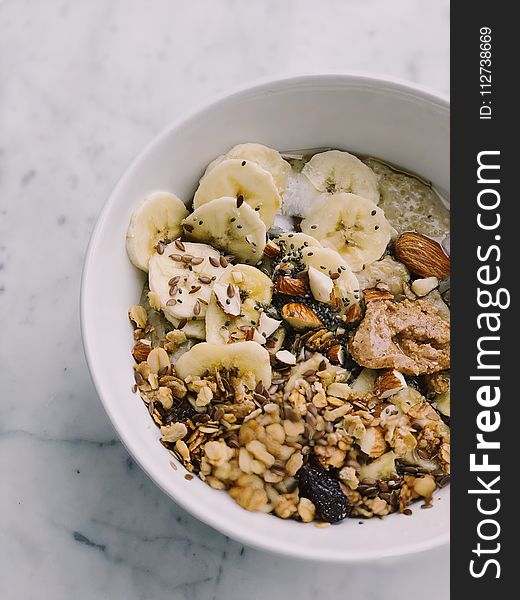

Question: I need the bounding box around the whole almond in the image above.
[281,303,322,330]
[394,232,450,280]
[275,276,308,296]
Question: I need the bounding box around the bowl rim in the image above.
[81,72,450,562]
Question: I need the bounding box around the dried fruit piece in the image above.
[297,457,351,523]
[394,232,450,280]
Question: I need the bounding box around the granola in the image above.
[125,144,451,524]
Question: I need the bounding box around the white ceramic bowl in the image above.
[81,74,449,562]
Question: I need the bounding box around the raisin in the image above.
[297,457,351,523]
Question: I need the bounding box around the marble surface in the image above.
[0,1,449,598]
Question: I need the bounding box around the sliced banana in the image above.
[181,196,266,264]
[193,158,281,228]
[275,232,322,254]
[300,246,360,308]
[301,193,394,272]
[126,191,189,272]
[302,150,380,204]
[174,341,272,387]
[204,143,291,193]
[164,314,206,340]
[148,241,226,322]
[206,264,273,344]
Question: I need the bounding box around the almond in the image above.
[275,350,297,365]
[275,276,308,296]
[394,232,450,280]
[281,303,322,330]
[373,369,407,399]
[363,287,394,303]
[342,302,364,324]
[359,426,387,458]
[263,240,281,258]
[132,339,152,362]
[213,283,241,316]
[326,344,345,366]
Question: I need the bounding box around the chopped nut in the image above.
[411,276,439,297]
[339,466,359,490]
[342,415,366,439]
[326,382,351,399]
[175,439,190,462]
[246,440,275,467]
[263,239,281,258]
[161,422,187,443]
[283,419,305,438]
[275,350,296,365]
[152,386,174,409]
[363,287,394,303]
[326,344,345,365]
[196,385,214,407]
[413,475,437,497]
[297,497,316,522]
[147,347,170,374]
[359,427,387,458]
[373,369,407,399]
[285,451,303,476]
[308,267,334,303]
[230,484,268,511]
[164,330,187,352]
[213,283,241,316]
[323,404,351,422]
[274,492,299,519]
[204,440,234,466]
[129,305,148,328]
[265,423,286,444]
[147,291,162,311]
[132,339,152,362]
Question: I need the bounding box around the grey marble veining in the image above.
[0,1,449,598]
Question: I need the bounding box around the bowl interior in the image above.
[82,75,449,561]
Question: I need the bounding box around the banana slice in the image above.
[302,150,380,204]
[174,341,272,387]
[163,314,206,340]
[148,241,226,322]
[206,264,273,344]
[193,159,281,228]
[275,232,322,254]
[126,191,189,272]
[301,193,394,272]
[300,247,360,308]
[181,196,266,264]
[204,143,291,193]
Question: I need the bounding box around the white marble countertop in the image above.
[0,1,449,598]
